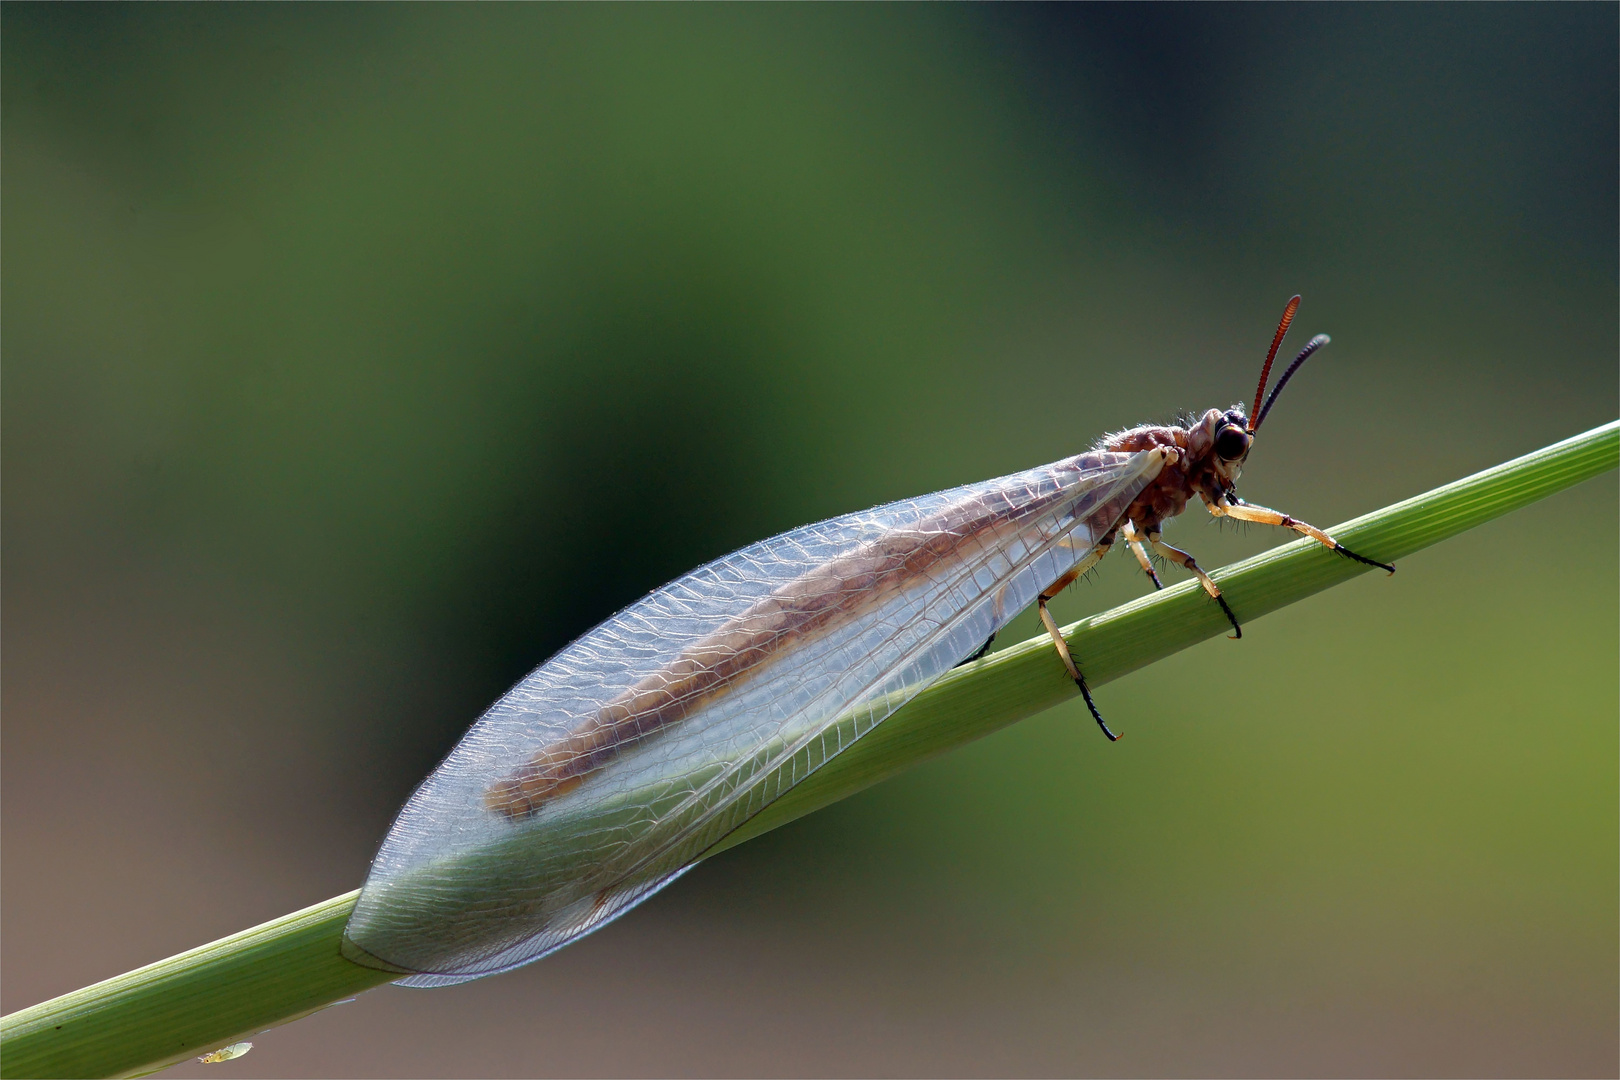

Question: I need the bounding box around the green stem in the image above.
[5,420,1615,1080]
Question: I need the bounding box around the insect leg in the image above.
[955,632,998,667]
[1036,543,1121,740]
[1211,499,1395,574]
[955,578,1015,667]
[1147,532,1242,639]
[1119,520,1164,590]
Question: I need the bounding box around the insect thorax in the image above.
[1100,407,1237,534]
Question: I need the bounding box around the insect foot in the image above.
[1333,545,1396,575]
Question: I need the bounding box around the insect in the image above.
[342,295,1392,986]
[195,1042,253,1064]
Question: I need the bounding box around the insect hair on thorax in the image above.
[1089,404,1247,454]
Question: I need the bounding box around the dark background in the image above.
[4,5,1616,1076]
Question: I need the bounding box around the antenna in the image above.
[1249,295,1300,432]
[1253,334,1330,431]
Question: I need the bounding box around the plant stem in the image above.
[4,420,1615,1080]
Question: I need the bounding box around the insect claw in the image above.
[1214,593,1242,639]
[1074,673,1121,741]
[1334,544,1396,575]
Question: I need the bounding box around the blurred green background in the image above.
[3,5,1615,1076]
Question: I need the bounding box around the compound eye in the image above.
[1214,428,1250,461]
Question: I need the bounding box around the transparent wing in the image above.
[343,449,1164,984]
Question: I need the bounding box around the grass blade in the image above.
[3,420,1614,1079]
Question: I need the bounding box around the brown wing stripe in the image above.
[484,459,1132,818]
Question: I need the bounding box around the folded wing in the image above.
[343,449,1163,984]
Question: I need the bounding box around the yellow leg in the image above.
[1119,520,1164,589]
[1148,531,1242,639]
[1209,498,1395,574]
[1037,543,1120,740]
[1037,597,1081,682]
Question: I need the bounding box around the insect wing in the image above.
[195,1043,253,1064]
[344,449,1162,984]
